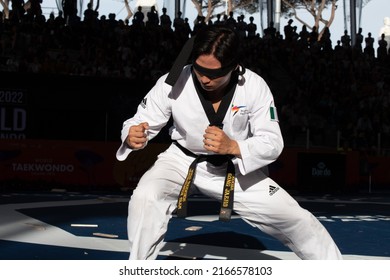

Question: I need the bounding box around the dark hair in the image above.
[191,25,240,69]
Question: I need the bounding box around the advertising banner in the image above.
[0,139,170,190]
[297,152,346,192]
[0,88,28,140]
[0,140,118,188]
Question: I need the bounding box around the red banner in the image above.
[0,139,170,190]
[0,140,116,187]
[0,139,386,192]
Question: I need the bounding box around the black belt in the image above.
[174,141,235,222]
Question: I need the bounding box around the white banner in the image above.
[0,260,388,280]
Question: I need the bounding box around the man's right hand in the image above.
[126,122,149,149]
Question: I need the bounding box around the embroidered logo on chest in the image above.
[231,104,247,116]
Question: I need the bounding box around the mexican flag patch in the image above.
[269,105,279,122]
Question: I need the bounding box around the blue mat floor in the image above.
[1,192,389,260]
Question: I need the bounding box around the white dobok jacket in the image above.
[116,65,284,176]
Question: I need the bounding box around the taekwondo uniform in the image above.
[116,65,343,260]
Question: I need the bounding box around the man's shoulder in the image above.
[242,67,264,81]
[239,68,270,93]
[159,66,192,88]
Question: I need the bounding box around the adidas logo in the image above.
[141,98,147,109]
[269,185,280,196]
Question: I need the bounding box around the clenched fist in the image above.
[203,125,241,157]
[126,122,149,149]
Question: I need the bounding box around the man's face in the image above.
[193,54,234,93]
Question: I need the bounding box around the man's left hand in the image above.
[203,126,241,157]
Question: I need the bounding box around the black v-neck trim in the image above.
[192,70,238,128]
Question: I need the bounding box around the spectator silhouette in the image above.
[263,21,276,39]
[308,26,319,48]
[192,15,206,35]
[146,6,159,28]
[172,11,188,44]
[54,10,66,26]
[284,19,294,41]
[10,0,25,23]
[182,18,192,39]
[320,26,332,53]
[247,16,257,38]
[341,29,351,49]
[213,14,224,26]
[377,33,388,61]
[236,15,247,38]
[26,0,42,21]
[354,27,364,52]
[160,7,172,32]
[62,0,77,25]
[133,6,145,26]
[83,2,98,25]
[173,11,185,32]
[291,26,299,41]
[298,25,310,47]
[334,39,342,53]
[225,11,236,30]
[364,32,375,58]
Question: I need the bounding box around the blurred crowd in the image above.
[0,5,390,153]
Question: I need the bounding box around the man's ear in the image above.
[236,65,246,76]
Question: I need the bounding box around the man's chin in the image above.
[201,86,214,91]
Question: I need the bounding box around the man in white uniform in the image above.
[116,26,342,260]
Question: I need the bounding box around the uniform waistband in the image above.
[173,141,233,166]
[173,140,235,222]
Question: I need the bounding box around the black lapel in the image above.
[192,70,237,128]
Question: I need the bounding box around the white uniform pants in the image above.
[127,144,343,260]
